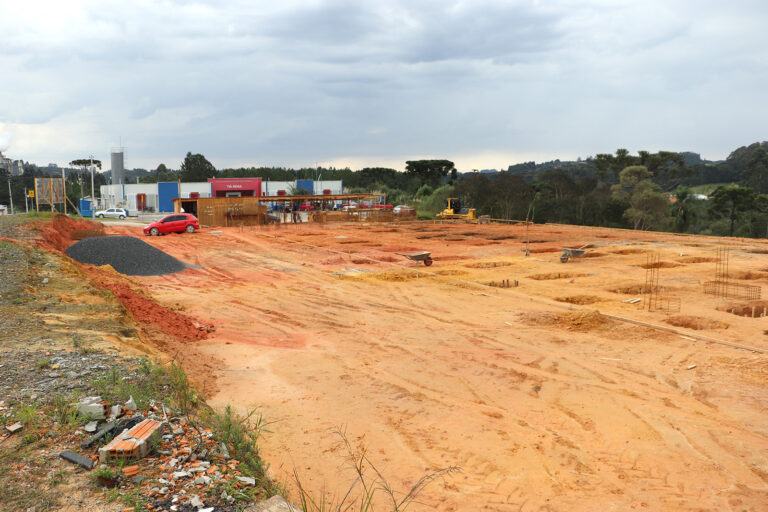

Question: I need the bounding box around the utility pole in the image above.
[90,155,95,219]
[7,178,14,215]
[24,187,28,214]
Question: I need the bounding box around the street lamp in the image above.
[90,155,95,219]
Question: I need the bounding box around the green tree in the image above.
[417,184,454,218]
[745,146,768,194]
[671,186,694,232]
[709,185,756,237]
[611,166,669,230]
[594,149,685,184]
[68,159,103,200]
[405,160,455,188]
[179,153,217,182]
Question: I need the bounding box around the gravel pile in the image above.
[65,236,189,276]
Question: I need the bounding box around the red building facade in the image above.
[208,178,262,198]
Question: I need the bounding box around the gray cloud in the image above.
[0,0,765,169]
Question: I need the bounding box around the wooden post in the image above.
[63,177,67,215]
[34,179,39,213]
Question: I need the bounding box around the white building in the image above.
[99,179,343,213]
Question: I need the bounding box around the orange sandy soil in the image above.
[88,221,768,510]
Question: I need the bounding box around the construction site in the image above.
[7,215,768,511]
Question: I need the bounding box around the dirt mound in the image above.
[730,270,767,280]
[559,310,607,331]
[66,236,189,276]
[520,310,609,332]
[718,300,768,318]
[677,256,719,263]
[527,272,587,280]
[611,247,646,255]
[609,283,650,294]
[555,295,605,305]
[635,261,684,269]
[665,316,730,330]
[40,215,106,252]
[433,269,468,276]
[465,261,515,269]
[102,282,210,343]
[367,270,423,282]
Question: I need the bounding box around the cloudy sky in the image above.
[0,0,766,172]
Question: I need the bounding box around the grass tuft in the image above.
[294,429,459,512]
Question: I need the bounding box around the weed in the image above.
[71,335,83,348]
[37,359,52,370]
[49,470,68,488]
[294,429,459,512]
[93,466,121,480]
[105,486,148,510]
[50,393,83,427]
[22,432,42,445]
[14,404,38,426]
[92,358,172,410]
[206,405,280,496]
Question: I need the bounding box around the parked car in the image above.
[95,208,128,219]
[393,205,415,214]
[143,213,200,236]
[340,203,358,211]
[299,203,314,211]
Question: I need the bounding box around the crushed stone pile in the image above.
[65,236,189,276]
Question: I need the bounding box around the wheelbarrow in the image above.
[560,245,591,263]
[397,251,434,266]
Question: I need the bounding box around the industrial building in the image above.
[99,178,344,214]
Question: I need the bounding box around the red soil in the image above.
[100,282,210,343]
[39,215,105,252]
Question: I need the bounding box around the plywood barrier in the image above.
[176,197,267,227]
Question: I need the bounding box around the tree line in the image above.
[3,142,767,238]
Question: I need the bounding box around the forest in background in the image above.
[2,141,767,238]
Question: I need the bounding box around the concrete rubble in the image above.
[76,396,107,419]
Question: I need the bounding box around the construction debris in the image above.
[76,396,107,419]
[59,450,95,470]
[124,395,137,411]
[5,422,22,434]
[99,418,164,462]
[81,421,117,449]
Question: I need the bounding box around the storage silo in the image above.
[110,147,125,185]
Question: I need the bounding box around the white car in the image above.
[95,208,128,219]
[393,205,415,214]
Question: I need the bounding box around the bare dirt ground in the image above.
[59,220,768,510]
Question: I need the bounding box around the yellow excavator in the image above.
[437,198,476,221]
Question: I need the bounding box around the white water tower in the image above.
[110,147,125,185]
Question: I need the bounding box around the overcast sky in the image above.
[1,0,766,172]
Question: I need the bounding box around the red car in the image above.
[299,203,314,211]
[143,213,200,236]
